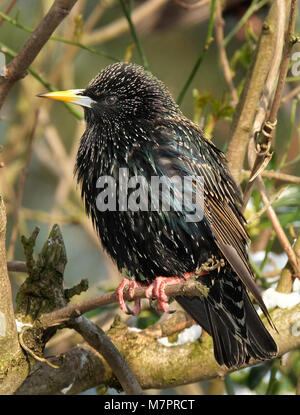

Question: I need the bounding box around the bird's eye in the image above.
[105,95,117,105]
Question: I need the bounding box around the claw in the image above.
[116,278,130,314]
[116,278,142,316]
[148,296,156,311]
[167,309,177,314]
[117,271,206,316]
[125,303,134,315]
[145,282,154,300]
[146,274,193,313]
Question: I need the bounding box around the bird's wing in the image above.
[152,120,272,324]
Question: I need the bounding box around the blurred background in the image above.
[0,0,300,395]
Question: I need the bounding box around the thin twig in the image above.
[49,0,119,88]
[247,186,287,224]
[242,169,300,184]
[223,0,270,47]
[118,0,149,70]
[214,0,238,107]
[0,0,19,27]
[172,0,210,9]
[0,11,120,62]
[7,260,27,273]
[41,278,209,328]
[256,176,299,278]
[7,110,39,260]
[177,0,216,105]
[276,234,300,293]
[281,85,300,104]
[0,40,83,120]
[70,316,143,395]
[0,0,78,109]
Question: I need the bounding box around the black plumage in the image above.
[40,62,278,368]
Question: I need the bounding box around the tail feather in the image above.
[176,268,278,368]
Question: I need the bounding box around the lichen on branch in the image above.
[15,224,88,323]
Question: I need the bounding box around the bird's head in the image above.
[38,62,180,127]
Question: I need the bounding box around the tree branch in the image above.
[268,0,298,126]
[276,234,300,293]
[214,0,238,107]
[246,186,287,224]
[281,85,300,103]
[255,176,299,278]
[15,302,300,394]
[242,0,295,206]
[172,0,211,10]
[40,278,209,329]
[0,0,19,27]
[226,1,282,182]
[7,260,27,273]
[242,169,300,184]
[69,316,143,395]
[242,0,300,278]
[0,0,78,109]
[0,197,28,394]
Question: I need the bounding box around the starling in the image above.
[39,62,278,368]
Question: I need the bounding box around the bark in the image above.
[226,1,287,182]
[0,197,28,394]
[15,304,300,394]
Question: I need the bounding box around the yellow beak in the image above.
[37,89,94,108]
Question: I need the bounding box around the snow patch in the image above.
[293,278,300,294]
[157,324,202,347]
[128,327,142,333]
[61,383,73,394]
[250,251,300,312]
[261,285,300,311]
[0,312,6,337]
[15,319,32,333]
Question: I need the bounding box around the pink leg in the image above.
[145,272,195,312]
[116,278,142,316]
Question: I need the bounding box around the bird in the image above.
[38,62,278,368]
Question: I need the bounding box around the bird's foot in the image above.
[116,277,143,316]
[196,257,225,274]
[145,273,194,313]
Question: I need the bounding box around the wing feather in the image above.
[153,120,274,327]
